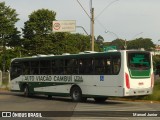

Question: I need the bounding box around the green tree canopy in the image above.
[104,38,155,51]
[22,8,95,55]
[0,2,20,71]
[0,2,20,47]
[127,38,155,50]
[22,9,56,55]
[110,39,126,50]
[96,35,104,43]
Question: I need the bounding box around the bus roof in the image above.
[11,50,150,62]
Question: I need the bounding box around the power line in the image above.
[96,18,107,31]
[94,0,119,35]
[95,0,119,19]
[76,0,91,19]
[76,0,94,51]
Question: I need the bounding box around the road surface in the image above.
[0,91,159,120]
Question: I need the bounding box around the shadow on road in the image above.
[0,91,125,105]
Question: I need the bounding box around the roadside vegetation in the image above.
[139,80,160,101]
[110,79,160,102]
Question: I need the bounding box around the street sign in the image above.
[103,46,117,52]
[52,20,76,32]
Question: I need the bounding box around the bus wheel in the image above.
[48,95,52,99]
[24,85,30,97]
[82,97,87,102]
[94,97,107,103]
[71,87,82,102]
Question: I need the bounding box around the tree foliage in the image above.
[104,38,155,51]
[127,38,155,50]
[110,39,126,50]
[22,9,56,55]
[22,9,94,56]
[0,2,20,47]
[96,35,104,43]
[0,2,20,71]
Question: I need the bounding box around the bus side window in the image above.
[105,58,112,75]
[65,59,78,75]
[104,54,121,75]
[52,59,63,75]
[85,59,94,74]
[10,63,22,80]
[51,60,56,74]
[79,59,84,74]
[30,61,39,75]
[112,57,121,75]
[64,59,70,74]
[72,59,79,74]
[40,60,51,75]
[95,58,105,74]
[23,62,30,75]
[79,59,94,75]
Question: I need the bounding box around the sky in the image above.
[2,0,160,43]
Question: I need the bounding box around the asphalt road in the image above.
[0,91,160,120]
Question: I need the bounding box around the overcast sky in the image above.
[3,0,160,43]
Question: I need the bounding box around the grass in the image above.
[112,80,160,101]
[140,81,160,101]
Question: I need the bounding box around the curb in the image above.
[109,98,160,104]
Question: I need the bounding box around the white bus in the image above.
[10,50,154,102]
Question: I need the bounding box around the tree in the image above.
[64,33,91,53]
[0,2,20,47]
[127,38,155,50]
[96,35,104,43]
[48,33,91,54]
[95,35,104,51]
[22,9,56,55]
[0,2,20,71]
[110,39,126,50]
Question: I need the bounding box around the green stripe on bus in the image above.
[19,82,73,88]
[129,69,150,78]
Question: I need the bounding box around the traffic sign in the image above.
[52,20,76,32]
[103,46,117,52]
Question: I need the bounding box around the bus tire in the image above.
[48,95,52,99]
[94,97,107,103]
[81,97,87,102]
[70,86,82,102]
[24,85,30,97]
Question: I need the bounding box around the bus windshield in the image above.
[127,52,150,70]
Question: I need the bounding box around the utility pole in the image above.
[77,0,95,51]
[91,8,94,51]
[77,0,119,51]
[90,0,94,51]
[124,39,127,50]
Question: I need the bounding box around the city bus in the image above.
[10,50,154,102]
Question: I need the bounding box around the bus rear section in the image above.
[124,51,154,96]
